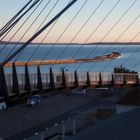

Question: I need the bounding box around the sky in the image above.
[0,0,140,43]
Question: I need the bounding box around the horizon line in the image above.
[1,41,140,45]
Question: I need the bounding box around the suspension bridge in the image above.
[0,0,140,103]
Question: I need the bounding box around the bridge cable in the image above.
[33,0,89,66]
[85,0,138,72]
[19,0,76,63]
[0,0,78,67]
[50,0,105,70]
[119,33,140,69]
[23,0,61,63]
[0,0,42,55]
[0,0,33,35]
[100,14,140,57]
[0,0,44,60]
[0,0,40,44]
[0,0,40,39]
[4,0,52,62]
[100,31,140,72]
[63,0,121,70]
[15,0,72,63]
[97,14,140,72]
[24,0,88,65]
[129,48,140,70]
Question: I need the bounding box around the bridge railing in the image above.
[77,72,87,86]
[29,73,38,90]
[4,72,139,97]
[66,72,75,87]
[5,74,13,96]
[101,73,112,85]
[41,73,50,88]
[89,73,99,85]
[113,73,137,85]
[18,74,25,93]
[53,72,63,88]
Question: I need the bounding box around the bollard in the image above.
[62,121,65,140]
[40,132,44,140]
[72,119,76,135]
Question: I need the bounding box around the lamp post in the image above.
[61,120,65,140]
[22,112,27,139]
[72,119,76,135]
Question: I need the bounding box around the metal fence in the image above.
[5,72,139,96]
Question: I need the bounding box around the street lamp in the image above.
[72,119,76,135]
[61,120,65,140]
[22,112,27,139]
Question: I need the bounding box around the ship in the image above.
[114,66,137,74]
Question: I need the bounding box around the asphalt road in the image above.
[8,95,116,140]
[0,89,117,140]
[0,92,98,139]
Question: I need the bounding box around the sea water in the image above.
[0,44,140,74]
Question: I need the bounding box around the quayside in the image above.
[5,51,121,67]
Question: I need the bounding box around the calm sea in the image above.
[0,44,140,74]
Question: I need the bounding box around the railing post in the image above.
[123,74,127,85]
[62,69,66,88]
[111,73,114,85]
[49,68,55,89]
[74,71,78,87]
[24,64,31,92]
[37,66,43,90]
[0,66,9,98]
[135,74,139,84]
[12,63,20,96]
[86,72,90,86]
[98,73,102,85]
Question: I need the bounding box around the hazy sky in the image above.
[0,0,140,43]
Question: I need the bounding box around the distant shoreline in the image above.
[1,41,140,45]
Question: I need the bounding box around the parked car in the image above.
[0,102,7,110]
[27,95,41,107]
